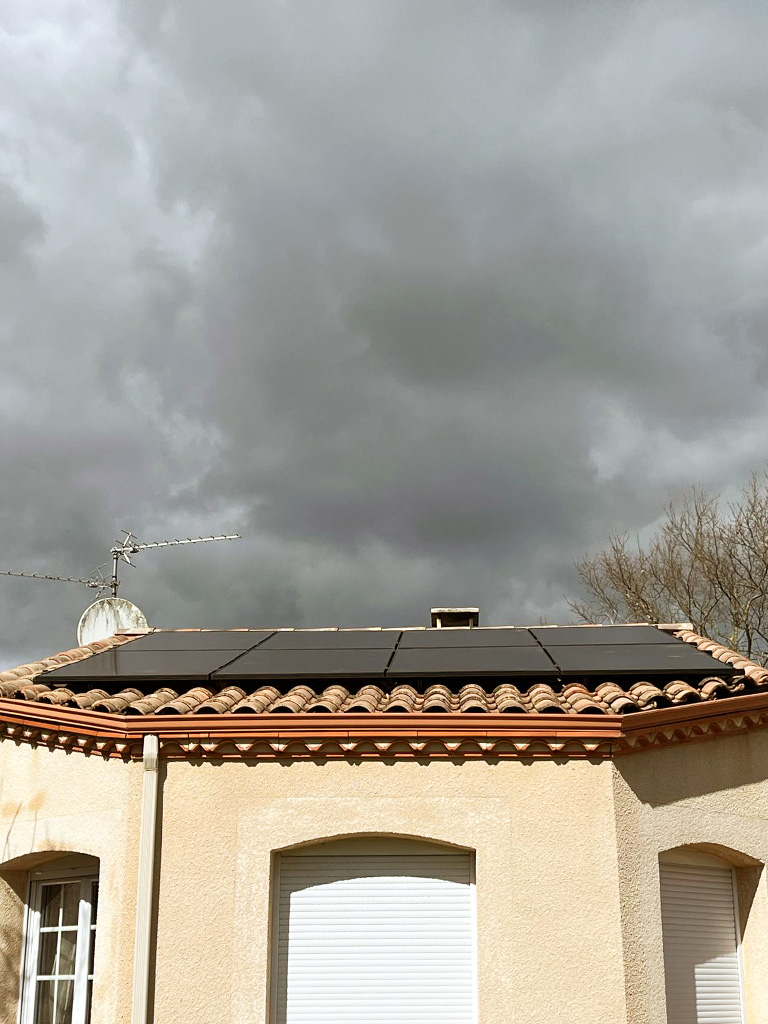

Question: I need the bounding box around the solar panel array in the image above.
[43,625,733,686]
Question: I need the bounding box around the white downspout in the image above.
[131,734,160,1024]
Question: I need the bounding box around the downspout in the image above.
[131,734,160,1024]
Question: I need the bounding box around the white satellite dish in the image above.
[77,597,148,646]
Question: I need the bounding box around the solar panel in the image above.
[530,625,679,646]
[387,646,555,678]
[44,650,234,682]
[257,630,402,650]
[214,648,393,680]
[548,643,733,676]
[398,628,538,648]
[122,631,276,651]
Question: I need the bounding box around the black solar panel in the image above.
[548,643,733,676]
[256,630,402,650]
[44,650,234,682]
[531,625,679,646]
[123,631,276,651]
[214,648,393,680]
[398,628,538,648]
[387,645,555,678]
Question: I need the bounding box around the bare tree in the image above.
[571,473,768,663]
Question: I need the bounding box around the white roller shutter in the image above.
[275,848,475,1024]
[660,861,744,1024]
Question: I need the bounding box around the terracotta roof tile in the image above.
[560,683,607,714]
[383,685,419,712]
[493,683,527,714]
[90,688,144,713]
[228,686,276,714]
[343,685,385,713]
[594,682,641,714]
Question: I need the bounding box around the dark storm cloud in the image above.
[2,0,768,664]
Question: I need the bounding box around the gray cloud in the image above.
[2,0,768,664]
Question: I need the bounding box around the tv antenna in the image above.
[0,530,242,644]
[0,530,241,599]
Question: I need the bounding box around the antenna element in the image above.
[0,531,242,598]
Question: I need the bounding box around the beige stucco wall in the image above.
[614,730,768,1024]
[154,757,628,1024]
[1,730,767,1024]
[0,742,142,1024]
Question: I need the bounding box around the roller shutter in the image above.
[275,848,475,1024]
[660,862,744,1024]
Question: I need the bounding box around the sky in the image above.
[2,0,768,666]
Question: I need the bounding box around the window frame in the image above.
[19,864,98,1024]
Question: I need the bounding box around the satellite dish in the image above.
[77,597,148,646]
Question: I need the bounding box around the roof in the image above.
[1,624,767,761]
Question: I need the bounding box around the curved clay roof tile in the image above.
[627,681,670,709]
[91,688,144,713]
[561,683,606,714]
[493,683,526,713]
[594,682,641,714]
[528,683,565,714]
[383,685,419,713]
[125,688,179,715]
[268,686,316,713]
[307,685,350,713]
[157,687,215,714]
[663,680,703,705]
[342,685,385,713]
[422,684,454,713]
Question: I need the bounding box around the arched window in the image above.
[18,854,99,1024]
[272,836,476,1024]
[659,849,745,1024]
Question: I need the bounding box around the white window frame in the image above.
[19,865,98,1024]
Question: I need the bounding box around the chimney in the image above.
[430,607,479,628]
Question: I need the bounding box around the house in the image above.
[0,612,767,1024]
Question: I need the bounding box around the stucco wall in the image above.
[154,757,628,1024]
[0,742,142,1024]
[3,730,766,1024]
[614,730,768,1024]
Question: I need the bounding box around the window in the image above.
[273,837,476,1024]
[660,851,744,1024]
[20,863,99,1024]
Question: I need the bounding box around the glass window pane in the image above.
[88,931,95,977]
[54,978,74,1024]
[90,882,98,924]
[37,931,58,977]
[57,931,77,977]
[60,884,80,927]
[40,886,63,928]
[33,978,55,1024]
[85,980,93,1024]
